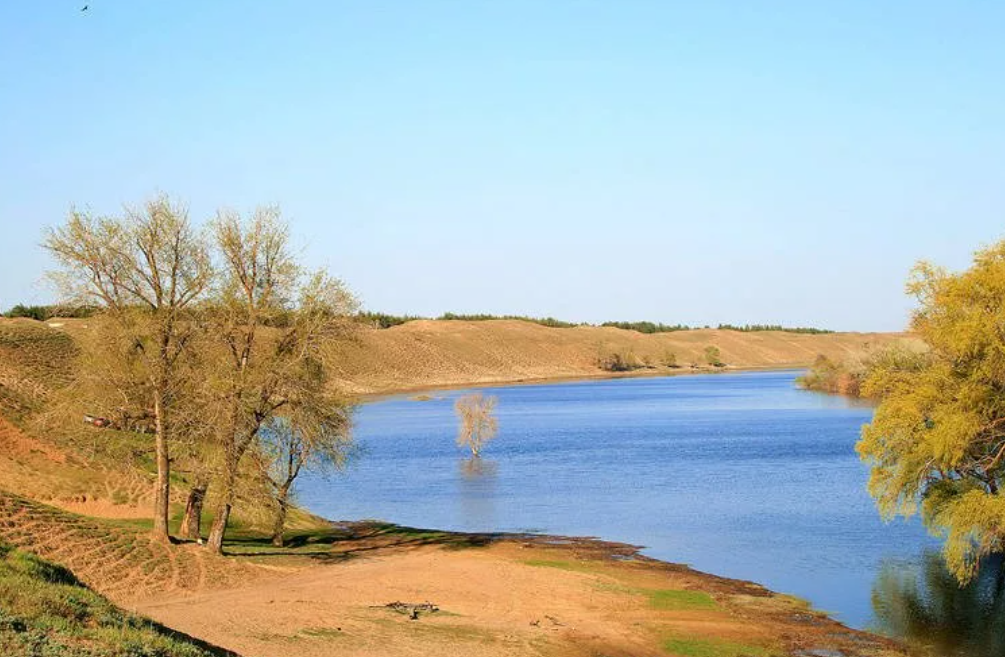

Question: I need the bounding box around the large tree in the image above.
[859,241,1005,583]
[203,207,357,554]
[44,196,211,540]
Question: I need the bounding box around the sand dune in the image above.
[330,319,913,394]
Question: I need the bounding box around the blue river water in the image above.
[298,370,949,637]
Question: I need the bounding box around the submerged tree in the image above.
[454,393,498,457]
[859,240,1005,583]
[44,196,212,540]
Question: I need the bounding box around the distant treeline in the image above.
[355,311,581,329]
[2,304,99,321]
[600,321,692,333]
[715,324,834,334]
[6,305,833,335]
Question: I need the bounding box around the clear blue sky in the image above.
[2,2,1003,331]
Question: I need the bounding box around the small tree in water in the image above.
[454,393,498,457]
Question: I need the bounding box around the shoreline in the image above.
[356,363,809,402]
[133,521,909,657]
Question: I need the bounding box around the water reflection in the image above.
[871,551,1005,657]
[457,458,497,529]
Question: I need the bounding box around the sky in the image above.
[1,2,1003,331]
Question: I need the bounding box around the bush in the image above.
[797,354,866,396]
[704,345,724,367]
[596,349,646,372]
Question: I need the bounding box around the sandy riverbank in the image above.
[132,526,906,657]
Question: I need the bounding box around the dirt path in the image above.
[133,538,906,657]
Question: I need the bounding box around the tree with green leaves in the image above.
[859,241,1005,583]
[44,196,212,541]
[202,207,358,554]
[259,402,354,547]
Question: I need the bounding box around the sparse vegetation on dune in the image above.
[0,542,232,657]
[0,320,76,420]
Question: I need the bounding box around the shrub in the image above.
[596,349,645,372]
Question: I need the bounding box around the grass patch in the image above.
[301,626,345,638]
[0,542,232,656]
[522,558,603,574]
[647,588,717,610]
[663,636,776,657]
[597,581,718,611]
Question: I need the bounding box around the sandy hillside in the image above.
[330,319,913,394]
[15,316,912,396]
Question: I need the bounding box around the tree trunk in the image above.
[206,500,231,554]
[271,483,291,547]
[206,463,237,554]
[151,389,171,541]
[179,479,207,540]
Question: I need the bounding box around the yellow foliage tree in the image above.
[454,393,498,457]
[858,241,1005,583]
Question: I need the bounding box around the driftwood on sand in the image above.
[374,601,440,620]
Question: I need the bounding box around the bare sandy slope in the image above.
[330,320,913,394]
[134,537,905,657]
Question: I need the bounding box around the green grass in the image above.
[647,588,718,610]
[526,559,718,612]
[522,558,603,574]
[663,636,776,657]
[0,542,232,656]
[301,626,346,638]
[596,581,718,611]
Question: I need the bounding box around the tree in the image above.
[260,401,354,547]
[662,350,678,368]
[858,241,1005,583]
[202,208,357,554]
[454,393,498,457]
[44,196,211,540]
[704,345,723,367]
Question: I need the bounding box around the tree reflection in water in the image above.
[457,458,498,529]
[871,551,1005,657]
